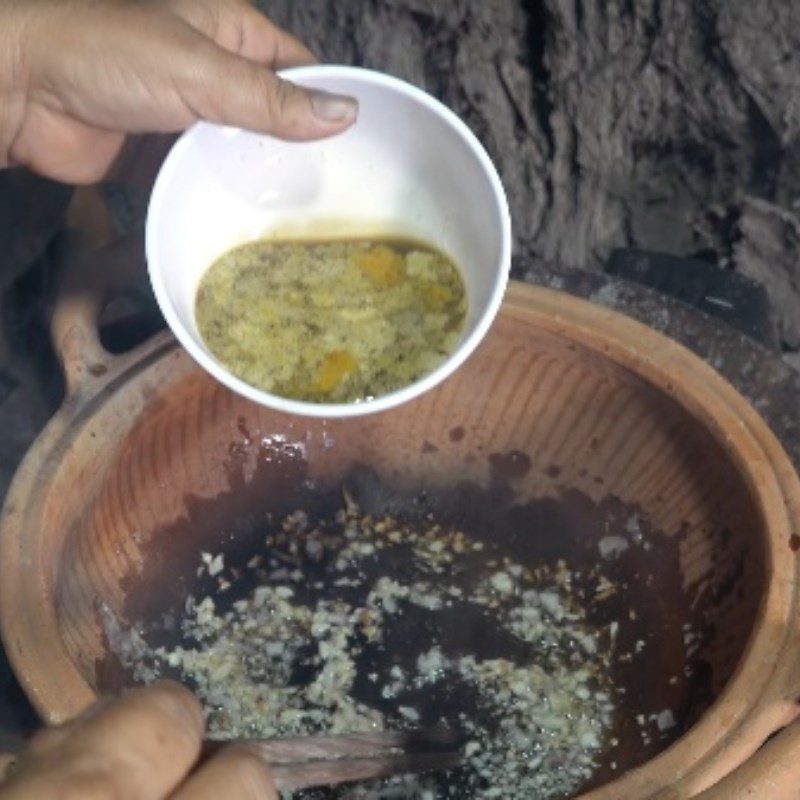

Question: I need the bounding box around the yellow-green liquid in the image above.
[195,238,467,403]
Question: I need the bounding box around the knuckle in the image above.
[268,76,296,121]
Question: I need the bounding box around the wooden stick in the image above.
[203,728,463,790]
[269,750,463,791]
[217,728,458,763]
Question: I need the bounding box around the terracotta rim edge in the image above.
[0,283,796,798]
[503,283,800,797]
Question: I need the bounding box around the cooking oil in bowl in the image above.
[195,238,467,404]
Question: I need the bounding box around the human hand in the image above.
[0,0,357,184]
[0,681,277,799]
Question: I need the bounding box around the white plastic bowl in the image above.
[146,65,511,418]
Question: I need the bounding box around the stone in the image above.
[261,0,800,355]
[733,198,800,349]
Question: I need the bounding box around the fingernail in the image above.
[311,90,358,124]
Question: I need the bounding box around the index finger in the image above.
[164,0,317,67]
[6,681,204,800]
[70,681,204,796]
[231,5,318,67]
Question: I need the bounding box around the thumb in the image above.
[180,37,358,140]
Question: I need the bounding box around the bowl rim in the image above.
[145,64,512,419]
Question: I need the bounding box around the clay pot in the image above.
[1,239,799,798]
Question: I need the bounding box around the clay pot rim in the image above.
[1,281,798,799]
